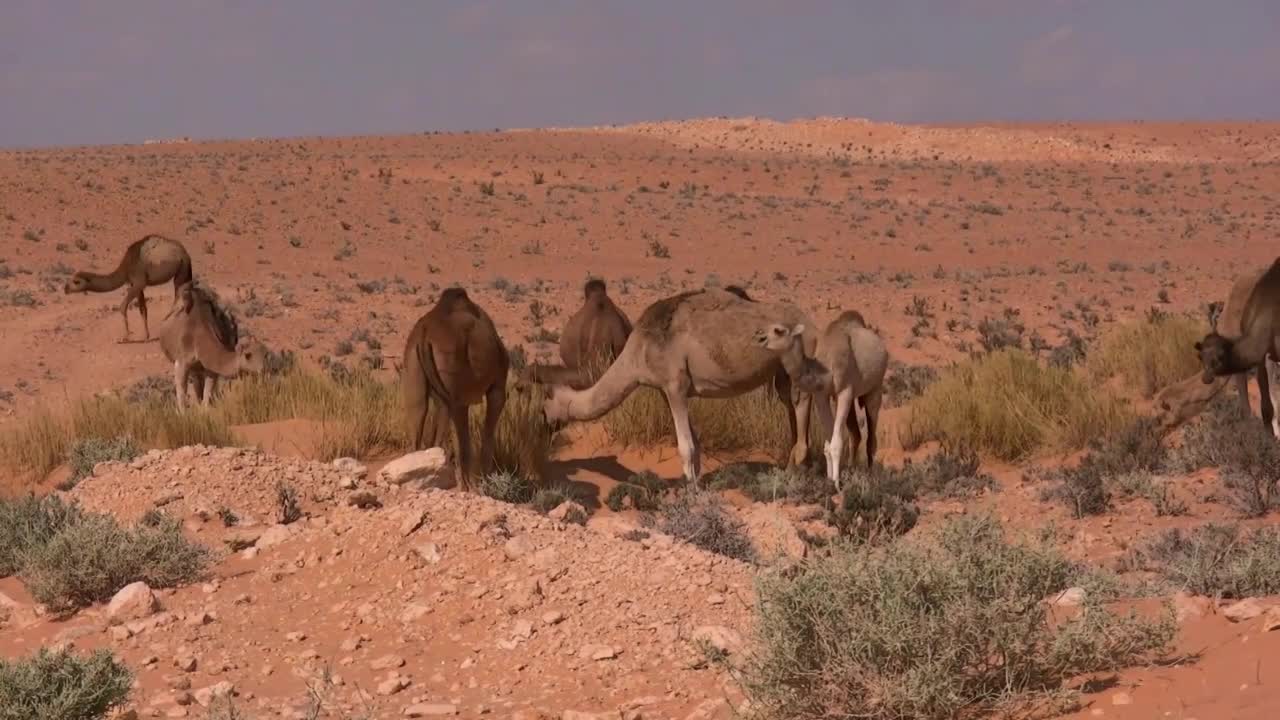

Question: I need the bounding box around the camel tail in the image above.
[553,341,642,422]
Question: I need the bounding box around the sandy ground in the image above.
[2,117,1280,718]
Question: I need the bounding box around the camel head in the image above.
[542,386,574,425]
[235,338,269,375]
[63,272,91,294]
[753,322,805,353]
[583,278,607,298]
[1193,333,1231,384]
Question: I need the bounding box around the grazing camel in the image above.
[159,282,266,410]
[523,278,632,390]
[402,287,509,492]
[755,311,889,487]
[64,234,193,343]
[542,287,816,486]
[1156,264,1280,434]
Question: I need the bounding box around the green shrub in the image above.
[18,513,211,614]
[1122,524,1280,598]
[605,471,667,511]
[827,471,920,543]
[903,349,1132,461]
[0,647,132,720]
[62,436,141,491]
[707,463,834,505]
[1170,395,1280,516]
[0,495,84,577]
[477,470,534,504]
[738,515,1175,720]
[642,489,755,562]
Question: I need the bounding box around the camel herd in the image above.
[60,234,1280,491]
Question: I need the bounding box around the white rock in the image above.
[378,448,448,486]
[333,457,368,479]
[255,524,294,549]
[107,582,160,622]
[1224,598,1269,622]
[403,703,458,717]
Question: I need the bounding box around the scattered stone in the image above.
[333,457,368,479]
[193,681,235,707]
[1050,587,1086,607]
[175,655,198,672]
[504,536,536,560]
[377,674,411,696]
[379,448,448,486]
[542,610,565,626]
[1261,606,1280,632]
[1223,598,1268,622]
[153,491,183,507]
[512,619,534,639]
[348,491,382,510]
[400,508,428,536]
[371,655,406,671]
[1173,592,1212,623]
[255,524,294,549]
[107,582,160,622]
[691,626,742,656]
[403,703,458,717]
[579,644,618,661]
[548,501,588,523]
[1111,692,1133,706]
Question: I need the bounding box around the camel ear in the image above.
[791,323,805,337]
[1193,341,1202,352]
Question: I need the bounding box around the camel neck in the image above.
[1228,319,1274,373]
[81,269,127,292]
[777,340,808,380]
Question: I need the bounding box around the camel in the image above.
[542,287,816,486]
[64,234,193,343]
[159,281,266,410]
[402,287,510,492]
[523,278,633,390]
[1156,264,1280,434]
[755,310,889,487]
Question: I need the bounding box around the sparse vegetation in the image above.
[605,470,667,511]
[62,436,141,491]
[1123,523,1280,598]
[0,647,133,720]
[1086,313,1202,397]
[478,469,535,504]
[642,489,755,562]
[903,349,1133,461]
[737,514,1174,720]
[4,497,211,614]
[1169,394,1280,516]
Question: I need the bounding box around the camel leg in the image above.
[1269,357,1280,437]
[861,388,882,469]
[202,375,218,407]
[1235,372,1252,417]
[403,355,431,450]
[844,395,863,469]
[1259,361,1276,437]
[137,290,150,341]
[827,389,855,487]
[774,370,799,466]
[450,404,473,493]
[664,386,700,486]
[479,381,507,477]
[173,361,189,412]
[812,390,835,486]
[119,287,140,342]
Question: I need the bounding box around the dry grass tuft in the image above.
[1085,313,1203,397]
[902,349,1132,461]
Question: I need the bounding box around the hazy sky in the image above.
[2,0,1278,148]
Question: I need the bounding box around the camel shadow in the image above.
[543,455,647,510]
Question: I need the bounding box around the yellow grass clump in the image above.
[0,366,551,488]
[1085,313,1204,397]
[902,348,1133,461]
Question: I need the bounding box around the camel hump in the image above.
[723,285,753,301]
[833,310,867,328]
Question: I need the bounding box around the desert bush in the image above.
[642,489,755,562]
[707,463,834,505]
[1086,313,1202,397]
[882,362,938,407]
[1122,523,1280,598]
[530,484,590,515]
[0,494,85,577]
[0,647,132,720]
[1169,394,1280,516]
[602,385,825,459]
[18,512,211,615]
[275,481,302,524]
[1040,418,1167,518]
[469,380,554,484]
[477,470,534,504]
[737,514,1174,720]
[897,445,995,498]
[605,471,667,511]
[827,470,920,543]
[902,349,1133,461]
[62,436,141,491]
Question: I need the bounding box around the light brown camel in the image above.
[159,281,266,410]
[523,278,632,390]
[542,287,816,486]
[1156,263,1280,434]
[756,310,889,487]
[64,234,193,343]
[402,287,510,492]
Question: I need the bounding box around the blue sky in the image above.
[2,0,1277,147]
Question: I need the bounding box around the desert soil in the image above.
[3,117,1280,718]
